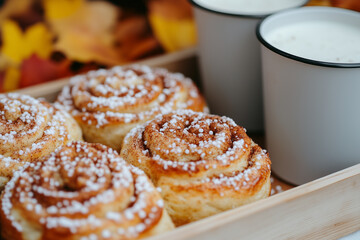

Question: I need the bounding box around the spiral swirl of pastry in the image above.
[0,93,82,191]
[121,110,271,226]
[55,65,207,151]
[0,141,174,240]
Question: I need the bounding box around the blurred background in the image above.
[0,0,358,92]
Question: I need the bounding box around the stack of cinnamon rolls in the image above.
[0,65,271,240]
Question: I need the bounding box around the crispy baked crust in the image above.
[56,65,207,151]
[0,141,174,240]
[0,93,82,191]
[121,110,271,226]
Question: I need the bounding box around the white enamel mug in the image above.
[257,7,360,185]
[190,0,308,132]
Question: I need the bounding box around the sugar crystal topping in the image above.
[0,93,74,179]
[124,110,271,193]
[1,141,164,239]
[56,65,204,128]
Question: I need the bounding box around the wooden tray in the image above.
[16,48,360,240]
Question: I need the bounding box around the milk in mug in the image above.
[266,20,360,63]
[194,0,306,15]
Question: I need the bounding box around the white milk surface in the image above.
[266,20,360,63]
[194,0,305,15]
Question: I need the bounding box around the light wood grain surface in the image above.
[148,164,360,240]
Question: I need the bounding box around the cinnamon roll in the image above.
[121,110,271,226]
[55,65,207,151]
[0,93,82,191]
[0,141,174,240]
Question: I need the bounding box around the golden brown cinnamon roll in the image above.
[121,110,271,226]
[0,93,82,191]
[55,65,207,151]
[0,141,174,240]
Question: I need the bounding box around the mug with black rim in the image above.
[189,0,308,132]
[257,6,360,185]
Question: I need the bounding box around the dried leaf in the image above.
[148,13,196,52]
[0,54,12,71]
[0,72,5,92]
[1,20,53,64]
[147,0,193,19]
[1,20,26,63]
[24,23,53,59]
[47,1,118,35]
[3,67,20,91]
[114,16,149,45]
[330,0,360,11]
[19,54,72,88]
[114,15,162,61]
[43,0,83,20]
[0,0,34,25]
[147,0,196,52]
[47,1,121,64]
[54,33,124,65]
[306,0,331,6]
[121,37,161,61]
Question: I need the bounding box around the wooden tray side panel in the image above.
[148,164,360,240]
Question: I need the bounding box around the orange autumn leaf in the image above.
[306,0,331,6]
[55,33,125,66]
[331,0,360,11]
[19,54,72,88]
[1,20,53,64]
[47,1,122,65]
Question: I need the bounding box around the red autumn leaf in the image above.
[331,0,360,11]
[0,72,5,92]
[19,54,72,88]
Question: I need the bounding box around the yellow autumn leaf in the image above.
[149,13,196,52]
[1,20,25,63]
[24,23,53,59]
[3,66,20,91]
[43,0,83,20]
[1,20,53,64]
[147,0,197,52]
